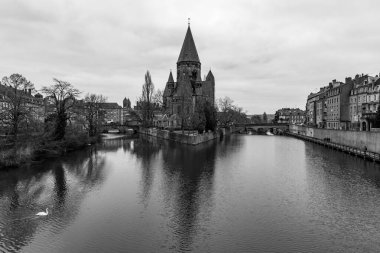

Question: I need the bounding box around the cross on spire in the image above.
[188,18,190,27]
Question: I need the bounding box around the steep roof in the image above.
[99,102,122,109]
[177,26,200,63]
[206,70,214,81]
[167,71,174,83]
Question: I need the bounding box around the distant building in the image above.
[0,82,45,130]
[248,114,275,124]
[123,97,131,109]
[123,110,141,126]
[99,102,123,124]
[275,108,305,124]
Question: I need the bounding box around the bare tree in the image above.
[139,71,155,126]
[0,74,34,143]
[152,89,163,108]
[83,93,107,137]
[41,79,80,140]
[217,96,248,126]
[217,96,234,113]
[217,96,235,127]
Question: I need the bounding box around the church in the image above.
[162,24,215,128]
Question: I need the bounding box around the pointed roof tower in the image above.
[177,25,200,64]
[167,70,174,83]
[206,70,214,81]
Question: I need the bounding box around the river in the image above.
[1,134,380,253]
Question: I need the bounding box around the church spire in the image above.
[167,70,174,83]
[177,25,200,64]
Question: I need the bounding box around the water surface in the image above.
[1,134,380,252]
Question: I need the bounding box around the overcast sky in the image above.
[1,0,380,114]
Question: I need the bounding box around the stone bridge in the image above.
[100,123,140,134]
[235,123,289,133]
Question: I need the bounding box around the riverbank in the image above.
[0,133,100,169]
[288,125,380,162]
[139,128,219,145]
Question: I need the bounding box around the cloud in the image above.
[1,0,380,113]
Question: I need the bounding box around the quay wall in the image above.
[139,128,220,145]
[289,125,380,153]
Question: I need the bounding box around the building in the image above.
[349,74,380,131]
[306,92,319,126]
[306,85,330,128]
[99,102,123,124]
[324,79,353,130]
[275,108,305,124]
[305,73,380,131]
[0,82,45,132]
[162,24,215,128]
[306,79,352,130]
[123,97,131,109]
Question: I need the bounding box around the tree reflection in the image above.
[0,143,108,252]
[129,135,161,206]
[53,164,67,207]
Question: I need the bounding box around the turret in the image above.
[206,70,214,82]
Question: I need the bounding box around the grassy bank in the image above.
[0,133,101,169]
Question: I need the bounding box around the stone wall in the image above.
[139,128,219,145]
[289,125,380,153]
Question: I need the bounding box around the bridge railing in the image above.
[235,123,289,127]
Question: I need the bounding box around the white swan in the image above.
[36,208,49,216]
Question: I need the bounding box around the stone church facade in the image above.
[162,25,215,127]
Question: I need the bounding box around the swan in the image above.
[36,208,49,216]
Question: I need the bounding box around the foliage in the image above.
[263,112,268,123]
[274,111,279,123]
[217,96,249,126]
[139,71,155,127]
[251,115,262,124]
[188,100,217,133]
[152,89,163,108]
[190,102,206,133]
[83,93,107,137]
[204,101,217,131]
[41,79,80,140]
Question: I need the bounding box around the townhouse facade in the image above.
[275,108,306,124]
[306,74,380,131]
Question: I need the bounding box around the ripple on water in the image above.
[1,136,380,252]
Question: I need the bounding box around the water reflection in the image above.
[161,140,217,251]
[127,135,219,251]
[303,142,380,252]
[0,144,108,253]
[1,135,380,252]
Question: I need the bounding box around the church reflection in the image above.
[132,135,218,251]
[163,141,217,251]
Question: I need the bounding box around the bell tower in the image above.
[176,22,201,82]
